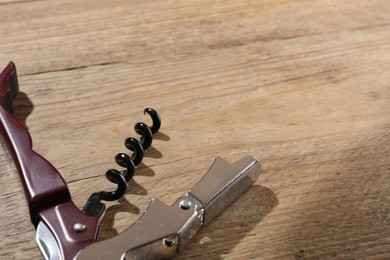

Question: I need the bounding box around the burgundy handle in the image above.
[0,62,100,259]
[0,62,71,224]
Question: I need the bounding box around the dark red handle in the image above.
[0,62,100,259]
[0,61,71,224]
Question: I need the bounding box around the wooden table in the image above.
[0,0,389,259]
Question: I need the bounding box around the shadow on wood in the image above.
[11,91,33,130]
[153,131,170,141]
[175,185,278,259]
[97,196,140,241]
[143,145,163,159]
[134,161,156,177]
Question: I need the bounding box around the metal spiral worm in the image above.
[134,107,161,150]
[83,108,161,217]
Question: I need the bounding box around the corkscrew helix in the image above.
[83,108,161,217]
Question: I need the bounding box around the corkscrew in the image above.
[83,108,162,217]
[1,61,262,260]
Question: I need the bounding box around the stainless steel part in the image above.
[75,156,261,260]
[36,222,62,260]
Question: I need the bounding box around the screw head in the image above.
[179,199,192,210]
[73,223,86,233]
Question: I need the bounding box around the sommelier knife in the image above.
[0,61,261,259]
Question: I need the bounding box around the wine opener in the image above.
[0,61,261,259]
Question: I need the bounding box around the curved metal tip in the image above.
[144,107,161,134]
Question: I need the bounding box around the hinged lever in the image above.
[76,156,261,259]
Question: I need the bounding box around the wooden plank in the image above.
[0,0,389,259]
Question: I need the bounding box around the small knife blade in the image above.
[36,222,62,260]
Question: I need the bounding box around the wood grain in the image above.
[0,0,389,259]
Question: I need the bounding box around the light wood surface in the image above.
[0,0,389,259]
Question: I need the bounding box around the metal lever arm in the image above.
[0,62,100,260]
[76,156,261,259]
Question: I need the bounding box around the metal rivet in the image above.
[163,236,178,247]
[179,199,192,210]
[73,223,86,233]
